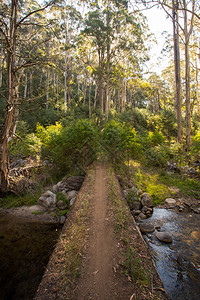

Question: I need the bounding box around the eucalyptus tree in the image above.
[83,0,148,118]
[0,0,57,194]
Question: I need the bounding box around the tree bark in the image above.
[172,0,183,144]
[183,0,194,150]
[0,0,18,194]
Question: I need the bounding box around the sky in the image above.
[142,5,173,76]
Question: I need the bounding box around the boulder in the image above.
[141,193,153,208]
[130,201,141,211]
[156,232,172,243]
[165,198,176,206]
[59,216,66,224]
[57,200,68,210]
[193,208,200,214]
[131,186,138,194]
[28,205,46,214]
[37,191,56,209]
[137,189,143,196]
[61,176,84,191]
[141,206,148,213]
[70,197,76,206]
[67,190,77,201]
[139,223,155,234]
[138,213,147,220]
[123,189,129,197]
[132,210,141,216]
[52,181,62,193]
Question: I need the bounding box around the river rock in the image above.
[37,191,56,209]
[156,232,172,243]
[193,208,200,214]
[137,189,143,196]
[61,176,84,191]
[165,198,176,206]
[138,213,147,220]
[131,186,138,194]
[139,223,155,234]
[67,190,77,201]
[59,216,66,224]
[130,201,141,211]
[123,189,129,197]
[141,206,148,213]
[70,197,76,206]
[141,193,153,208]
[57,200,68,210]
[28,205,46,213]
[132,210,141,216]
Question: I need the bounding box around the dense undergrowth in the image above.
[4,108,200,207]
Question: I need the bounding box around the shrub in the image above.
[42,119,99,175]
[148,131,165,146]
[102,120,143,163]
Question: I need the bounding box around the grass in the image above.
[49,167,95,295]
[107,166,150,289]
[158,171,200,199]
[0,192,40,208]
[121,247,149,286]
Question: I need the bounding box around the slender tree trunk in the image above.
[64,70,67,112]
[83,69,88,105]
[0,36,3,88]
[118,87,120,113]
[89,80,91,118]
[197,40,200,122]
[173,0,183,143]
[98,50,104,117]
[30,70,33,97]
[56,74,59,110]
[46,70,50,109]
[183,0,192,149]
[93,82,98,110]
[0,0,18,194]
[24,72,27,98]
[121,77,125,112]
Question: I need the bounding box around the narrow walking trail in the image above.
[73,163,133,299]
[35,163,168,300]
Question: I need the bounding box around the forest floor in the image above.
[35,162,168,300]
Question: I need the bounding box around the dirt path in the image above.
[73,163,133,299]
[35,163,168,300]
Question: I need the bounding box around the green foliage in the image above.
[42,119,99,176]
[133,168,171,204]
[102,120,143,163]
[9,132,42,160]
[191,131,200,155]
[0,191,40,208]
[159,171,200,199]
[122,247,149,286]
[148,131,165,146]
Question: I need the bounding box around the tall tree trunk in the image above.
[24,72,27,98]
[46,70,50,109]
[93,82,98,110]
[83,69,88,105]
[89,80,92,118]
[0,0,18,194]
[183,0,194,150]
[121,77,125,112]
[0,35,3,88]
[30,70,33,97]
[98,50,104,117]
[118,87,121,113]
[197,40,200,122]
[56,74,59,110]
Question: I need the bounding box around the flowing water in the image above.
[140,208,200,300]
[0,211,61,300]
